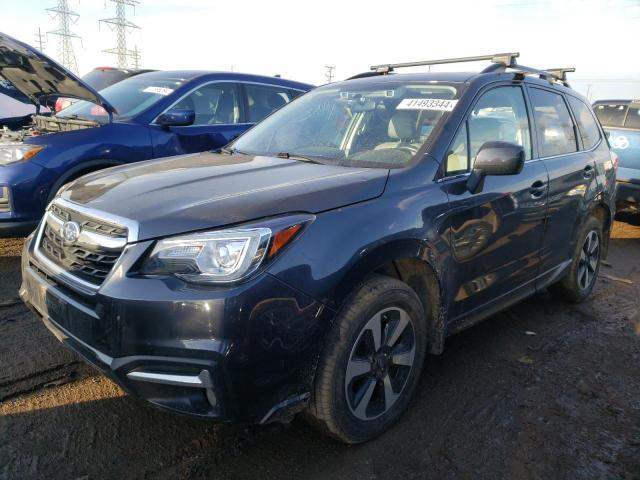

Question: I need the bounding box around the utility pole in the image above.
[34,27,47,52]
[46,0,81,73]
[325,65,335,83]
[100,0,141,69]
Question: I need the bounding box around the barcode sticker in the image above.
[397,98,458,111]
[143,86,174,96]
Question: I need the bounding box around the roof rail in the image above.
[369,52,520,74]
[485,63,575,87]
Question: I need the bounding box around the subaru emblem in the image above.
[62,221,81,244]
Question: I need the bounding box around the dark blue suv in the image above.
[20,53,616,443]
[0,32,312,237]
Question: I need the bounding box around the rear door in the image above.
[241,82,300,123]
[528,87,601,286]
[150,82,248,157]
[442,84,549,321]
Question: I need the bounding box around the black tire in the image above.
[549,215,603,303]
[306,275,428,443]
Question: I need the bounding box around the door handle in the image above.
[529,180,547,198]
[583,165,594,178]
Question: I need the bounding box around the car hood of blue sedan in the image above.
[58,152,390,240]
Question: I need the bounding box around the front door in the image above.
[441,85,549,322]
[150,82,248,157]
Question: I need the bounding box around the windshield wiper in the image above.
[275,152,323,164]
[217,147,249,155]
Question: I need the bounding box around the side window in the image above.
[567,96,601,150]
[245,84,292,123]
[173,83,240,125]
[529,89,578,157]
[624,106,640,129]
[445,86,531,175]
[446,124,469,174]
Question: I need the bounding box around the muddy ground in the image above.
[1,215,639,480]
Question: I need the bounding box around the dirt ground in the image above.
[1,215,639,480]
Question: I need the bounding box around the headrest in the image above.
[266,92,286,110]
[388,111,417,140]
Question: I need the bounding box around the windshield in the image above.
[231,81,459,168]
[55,76,184,123]
[594,103,628,127]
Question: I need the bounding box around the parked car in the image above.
[54,66,157,112]
[20,53,616,443]
[593,99,640,211]
[0,32,313,237]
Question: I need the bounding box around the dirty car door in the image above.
[441,85,549,323]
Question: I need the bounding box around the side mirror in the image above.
[467,141,525,194]
[156,108,195,127]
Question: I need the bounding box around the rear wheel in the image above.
[306,275,428,443]
[549,215,603,303]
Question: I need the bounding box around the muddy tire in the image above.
[549,215,603,303]
[306,275,427,443]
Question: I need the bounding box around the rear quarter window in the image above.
[567,96,601,150]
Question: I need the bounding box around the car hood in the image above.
[0,32,116,114]
[58,152,389,240]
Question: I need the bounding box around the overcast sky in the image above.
[2,0,639,100]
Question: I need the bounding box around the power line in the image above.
[100,0,141,68]
[46,0,81,74]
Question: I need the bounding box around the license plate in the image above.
[30,275,68,324]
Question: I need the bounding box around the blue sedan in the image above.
[0,32,313,237]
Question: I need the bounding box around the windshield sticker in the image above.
[397,98,458,111]
[143,86,174,96]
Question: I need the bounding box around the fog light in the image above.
[0,186,11,213]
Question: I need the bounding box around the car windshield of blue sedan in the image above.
[231,81,459,168]
[55,77,184,122]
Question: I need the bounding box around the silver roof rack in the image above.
[370,52,520,74]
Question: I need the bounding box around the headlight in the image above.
[140,217,309,284]
[0,144,45,166]
[140,228,272,284]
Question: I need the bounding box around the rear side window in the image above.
[529,89,577,157]
[446,85,531,175]
[244,84,293,122]
[594,103,627,127]
[567,96,601,150]
[625,106,640,129]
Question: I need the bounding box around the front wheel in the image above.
[549,215,603,303]
[306,275,428,443]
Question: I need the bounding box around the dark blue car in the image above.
[20,52,617,443]
[0,32,313,237]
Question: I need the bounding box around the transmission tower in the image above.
[131,45,141,69]
[46,0,81,73]
[325,65,336,83]
[100,0,141,69]
[34,27,47,52]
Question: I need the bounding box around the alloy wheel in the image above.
[578,230,599,290]
[345,307,416,421]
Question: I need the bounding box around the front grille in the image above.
[37,203,127,287]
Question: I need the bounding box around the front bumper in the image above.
[20,235,332,423]
[616,180,640,210]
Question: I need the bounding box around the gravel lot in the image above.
[1,214,639,480]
